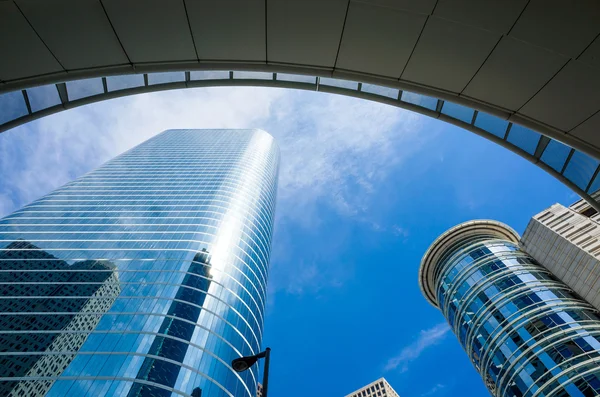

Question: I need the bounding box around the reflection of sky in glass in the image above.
[275,73,315,84]
[587,172,600,194]
[441,102,474,124]
[0,91,28,124]
[106,75,145,91]
[474,112,509,138]
[26,84,61,112]
[541,140,571,173]
[563,151,600,191]
[233,71,273,80]
[506,125,541,155]
[432,235,600,397]
[0,129,278,397]
[190,71,230,80]
[319,77,358,90]
[361,83,398,99]
[66,78,104,101]
[148,72,185,85]
[401,91,437,110]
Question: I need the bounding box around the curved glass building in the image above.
[0,129,279,397]
[419,220,600,397]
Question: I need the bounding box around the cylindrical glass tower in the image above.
[0,129,279,397]
[419,220,600,397]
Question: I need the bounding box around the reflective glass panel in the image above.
[66,78,104,101]
[474,112,509,138]
[25,84,61,112]
[441,102,474,124]
[106,75,145,91]
[563,151,600,191]
[0,129,278,397]
[148,72,185,85]
[0,91,28,124]
[401,91,437,110]
[506,124,541,155]
[540,140,572,173]
[319,78,359,90]
[432,233,600,397]
[275,73,316,84]
[233,71,273,80]
[190,71,230,80]
[587,171,600,194]
[361,83,399,99]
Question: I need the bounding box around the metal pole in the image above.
[262,347,271,397]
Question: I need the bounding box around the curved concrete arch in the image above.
[1,0,600,208]
[2,69,600,212]
[1,0,599,157]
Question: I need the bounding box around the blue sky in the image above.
[0,86,576,397]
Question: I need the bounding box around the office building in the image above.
[345,378,399,397]
[257,382,263,397]
[419,220,600,397]
[0,241,120,397]
[521,199,600,311]
[0,129,279,397]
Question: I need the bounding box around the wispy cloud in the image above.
[282,261,345,295]
[0,87,285,217]
[1,87,426,218]
[271,91,424,222]
[421,383,446,396]
[392,225,409,237]
[267,217,355,300]
[0,86,432,295]
[384,322,451,373]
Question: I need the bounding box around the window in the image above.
[581,207,598,218]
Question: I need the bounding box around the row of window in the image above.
[0,130,279,397]
[435,239,600,397]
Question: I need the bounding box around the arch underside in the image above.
[1,0,600,208]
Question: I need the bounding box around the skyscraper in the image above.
[0,241,120,397]
[0,129,279,397]
[521,199,600,311]
[419,220,600,397]
[344,378,399,397]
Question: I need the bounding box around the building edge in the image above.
[418,220,520,308]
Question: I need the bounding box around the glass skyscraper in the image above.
[419,220,600,397]
[0,129,279,397]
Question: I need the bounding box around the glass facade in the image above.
[0,129,279,397]
[420,221,600,397]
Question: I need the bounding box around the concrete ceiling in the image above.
[1,0,600,159]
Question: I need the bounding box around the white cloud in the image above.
[267,220,355,301]
[270,91,424,224]
[421,384,446,396]
[279,259,348,296]
[392,225,409,237]
[384,322,451,373]
[0,87,284,217]
[1,87,426,218]
[281,261,343,295]
[0,86,432,295]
